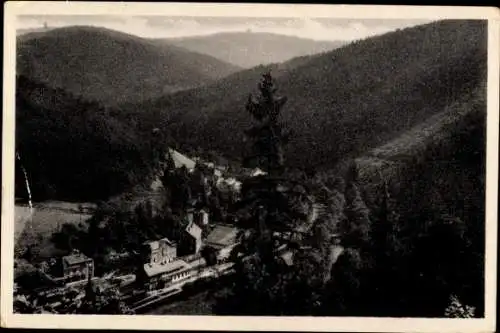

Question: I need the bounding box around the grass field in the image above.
[14,201,95,262]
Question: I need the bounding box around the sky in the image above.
[17,15,433,41]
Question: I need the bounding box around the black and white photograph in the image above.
[1,2,498,331]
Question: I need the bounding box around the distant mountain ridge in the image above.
[16,25,241,106]
[161,31,346,68]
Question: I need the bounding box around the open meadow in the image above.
[14,201,95,262]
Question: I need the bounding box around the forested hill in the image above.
[16,26,241,106]
[161,32,345,68]
[15,75,169,201]
[352,82,486,316]
[128,20,486,170]
[356,80,486,226]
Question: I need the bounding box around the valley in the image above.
[12,18,488,318]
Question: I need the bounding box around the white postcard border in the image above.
[2,2,498,331]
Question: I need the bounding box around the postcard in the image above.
[2,2,498,332]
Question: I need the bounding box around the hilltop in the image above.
[161,32,345,68]
[16,27,53,36]
[16,26,241,106]
[128,20,487,170]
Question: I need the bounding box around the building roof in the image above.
[144,238,176,252]
[159,238,177,247]
[62,252,92,266]
[206,225,239,249]
[185,221,202,240]
[331,245,345,265]
[168,148,196,170]
[280,250,294,266]
[251,168,267,177]
[186,257,207,269]
[145,240,160,251]
[143,259,190,278]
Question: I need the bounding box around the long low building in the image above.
[139,259,192,291]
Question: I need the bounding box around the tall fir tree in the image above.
[372,175,400,261]
[244,71,288,175]
[216,72,317,315]
[367,174,405,315]
[340,161,372,249]
[238,72,298,253]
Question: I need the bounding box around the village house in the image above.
[205,225,240,263]
[279,250,294,267]
[140,238,177,265]
[140,259,192,291]
[61,250,94,284]
[243,167,267,177]
[216,176,242,194]
[186,207,209,227]
[167,148,196,172]
[137,238,193,291]
[178,221,203,256]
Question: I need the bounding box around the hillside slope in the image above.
[359,81,486,316]
[162,32,345,68]
[128,20,487,170]
[356,81,485,208]
[15,75,169,201]
[16,26,241,105]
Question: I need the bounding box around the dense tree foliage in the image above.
[319,87,486,317]
[215,73,312,314]
[15,75,168,201]
[215,54,486,317]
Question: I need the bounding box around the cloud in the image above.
[17,15,424,41]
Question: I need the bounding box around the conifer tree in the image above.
[244,71,288,175]
[238,71,297,254]
[444,295,476,318]
[372,175,400,260]
[368,174,404,314]
[217,72,316,315]
[340,161,372,249]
